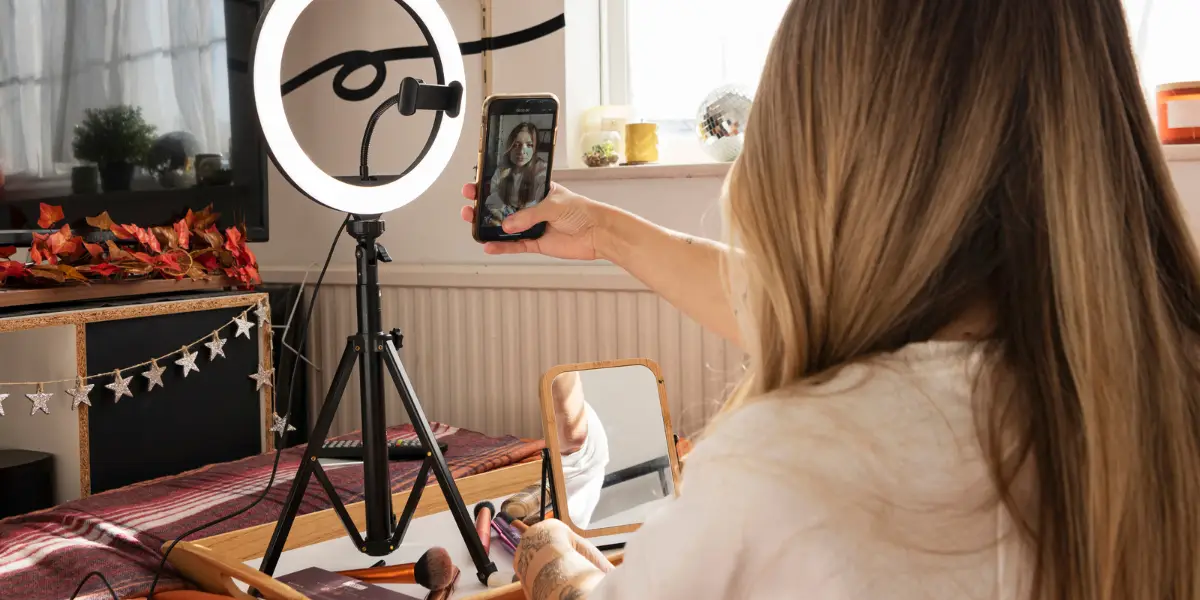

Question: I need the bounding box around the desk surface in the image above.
[240,493,633,599]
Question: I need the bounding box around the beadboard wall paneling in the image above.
[266,265,743,440]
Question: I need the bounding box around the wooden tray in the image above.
[0,278,231,309]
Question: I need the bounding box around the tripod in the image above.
[259,216,497,584]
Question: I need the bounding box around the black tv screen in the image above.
[0,0,268,246]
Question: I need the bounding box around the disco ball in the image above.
[696,84,753,162]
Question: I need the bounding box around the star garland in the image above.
[0,301,276,417]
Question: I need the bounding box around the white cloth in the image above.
[559,402,609,529]
[590,340,1033,600]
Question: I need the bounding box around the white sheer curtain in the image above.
[0,0,229,179]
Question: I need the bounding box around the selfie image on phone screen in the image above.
[475,96,557,242]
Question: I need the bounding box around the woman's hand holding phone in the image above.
[460,182,603,260]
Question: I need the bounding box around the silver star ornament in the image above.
[106,370,134,402]
[269,412,296,435]
[205,333,227,360]
[27,386,52,416]
[233,314,255,339]
[67,381,94,410]
[0,393,7,417]
[143,360,166,391]
[249,365,274,391]
[175,348,200,378]
[254,302,270,325]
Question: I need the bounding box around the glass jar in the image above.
[581,130,622,167]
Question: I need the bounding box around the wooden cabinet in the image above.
[0,291,274,502]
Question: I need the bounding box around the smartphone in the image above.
[473,93,559,243]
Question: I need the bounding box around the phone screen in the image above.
[476,96,557,242]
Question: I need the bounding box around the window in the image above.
[603,0,791,164]
[0,0,231,180]
[601,0,1199,166]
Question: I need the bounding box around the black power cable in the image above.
[67,215,349,600]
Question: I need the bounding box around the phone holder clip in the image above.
[398,76,463,118]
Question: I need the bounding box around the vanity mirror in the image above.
[538,359,682,537]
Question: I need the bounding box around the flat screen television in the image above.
[0,0,268,246]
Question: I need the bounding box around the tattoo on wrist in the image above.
[517,527,554,576]
[558,587,585,600]
[531,560,570,600]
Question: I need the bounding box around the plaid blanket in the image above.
[0,423,542,600]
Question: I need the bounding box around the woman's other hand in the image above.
[515,519,612,600]
[460,182,604,261]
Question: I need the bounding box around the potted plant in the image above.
[72,105,156,193]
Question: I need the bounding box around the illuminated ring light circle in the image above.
[252,0,465,215]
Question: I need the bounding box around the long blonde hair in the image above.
[723,1,1200,598]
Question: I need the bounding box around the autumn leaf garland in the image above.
[0,203,260,289]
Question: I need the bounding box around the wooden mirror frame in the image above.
[538,358,682,538]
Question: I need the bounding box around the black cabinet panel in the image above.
[85,307,262,494]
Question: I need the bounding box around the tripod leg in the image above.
[382,339,497,584]
[260,339,359,576]
[389,458,431,548]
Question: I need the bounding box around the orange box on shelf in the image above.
[1157,81,1200,145]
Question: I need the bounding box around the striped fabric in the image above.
[0,423,542,600]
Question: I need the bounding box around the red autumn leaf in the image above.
[115,223,161,253]
[37,203,65,229]
[47,224,78,256]
[0,260,27,283]
[197,252,220,271]
[0,247,15,259]
[82,263,121,277]
[85,211,117,231]
[223,226,244,258]
[174,219,191,250]
[137,228,162,254]
[110,224,137,241]
[83,242,104,261]
[241,244,258,268]
[130,251,155,264]
[155,254,182,272]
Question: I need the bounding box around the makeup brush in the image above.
[336,546,456,590]
[424,566,460,600]
[474,501,495,555]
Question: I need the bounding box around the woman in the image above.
[462,0,1200,597]
[484,122,547,226]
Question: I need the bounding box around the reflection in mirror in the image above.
[551,364,675,532]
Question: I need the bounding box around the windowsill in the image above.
[1164,143,1200,162]
[555,162,731,182]
[555,143,1200,183]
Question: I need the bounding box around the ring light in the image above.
[250,0,495,584]
[251,0,465,215]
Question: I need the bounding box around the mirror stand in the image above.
[539,447,561,523]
